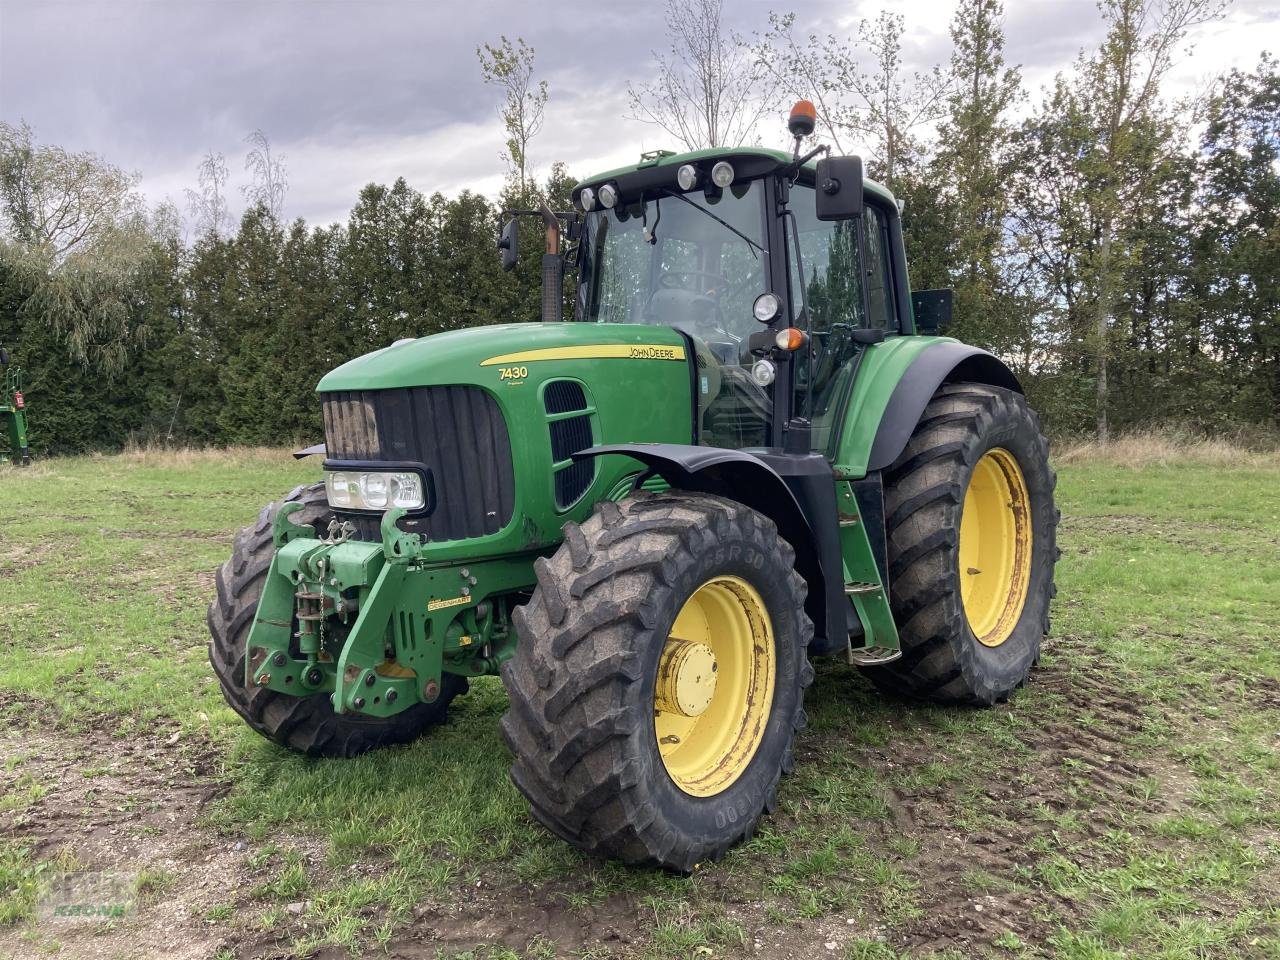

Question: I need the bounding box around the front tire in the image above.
[501,491,814,871]
[863,382,1058,705]
[207,483,466,757]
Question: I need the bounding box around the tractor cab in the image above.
[569,143,911,456]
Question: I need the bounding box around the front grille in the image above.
[322,386,515,542]
[543,380,595,508]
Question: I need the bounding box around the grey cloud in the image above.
[1,0,1272,226]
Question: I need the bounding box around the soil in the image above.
[0,650,1219,959]
[0,728,250,960]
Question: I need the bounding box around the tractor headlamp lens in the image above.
[362,473,389,508]
[325,471,425,511]
[751,359,776,386]
[711,161,735,188]
[579,187,596,211]
[598,183,619,208]
[753,292,782,323]
[676,164,699,191]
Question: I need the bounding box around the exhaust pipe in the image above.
[539,200,563,323]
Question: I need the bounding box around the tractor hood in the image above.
[313,321,695,563]
[318,322,690,392]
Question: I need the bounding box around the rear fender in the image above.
[832,338,1022,477]
[574,444,846,655]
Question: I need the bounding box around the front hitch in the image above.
[244,506,536,718]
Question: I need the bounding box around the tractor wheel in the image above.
[863,382,1058,705]
[501,491,814,871]
[207,483,466,757]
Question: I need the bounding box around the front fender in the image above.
[574,444,847,655]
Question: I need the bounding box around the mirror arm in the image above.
[781,144,829,180]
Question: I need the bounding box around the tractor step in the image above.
[846,644,902,666]
[844,581,881,595]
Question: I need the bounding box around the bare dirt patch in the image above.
[0,728,250,960]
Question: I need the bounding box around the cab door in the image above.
[785,187,902,455]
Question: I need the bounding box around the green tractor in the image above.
[209,103,1057,871]
[0,343,31,466]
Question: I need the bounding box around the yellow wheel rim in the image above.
[959,448,1034,648]
[655,576,776,797]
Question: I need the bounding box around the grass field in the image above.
[1,444,1278,959]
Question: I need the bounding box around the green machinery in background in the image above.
[0,343,30,466]
[208,101,1058,871]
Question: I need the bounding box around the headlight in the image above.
[676,164,699,191]
[751,359,776,386]
[598,182,619,208]
[325,471,425,511]
[711,161,735,188]
[579,187,596,211]
[753,292,782,323]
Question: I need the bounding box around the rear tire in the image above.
[501,491,814,871]
[863,383,1058,705]
[207,483,466,757]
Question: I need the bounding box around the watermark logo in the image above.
[38,871,134,924]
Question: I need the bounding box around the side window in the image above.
[863,208,896,329]
[590,215,649,323]
[788,188,899,452]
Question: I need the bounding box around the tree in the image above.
[477,36,548,199]
[185,150,231,239]
[627,0,776,150]
[933,0,1023,352]
[0,121,155,376]
[1072,0,1226,440]
[0,120,144,261]
[1194,55,1280,423]
[759,12,945,187]
[242,130,287,220]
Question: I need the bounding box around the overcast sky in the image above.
[1,0,1276,229]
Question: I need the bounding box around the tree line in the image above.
[0,0,1275,456]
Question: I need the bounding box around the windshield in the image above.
[578,180,772,448]
[578,181,767,355]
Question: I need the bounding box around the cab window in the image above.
[787,187,898,452]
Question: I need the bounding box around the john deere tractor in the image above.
[0,343,31,466]
[209,103,1057,871]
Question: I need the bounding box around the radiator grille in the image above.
[544,380,587,415]
[322,386,515,542]
[543,380,595,509]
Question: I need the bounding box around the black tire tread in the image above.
[865,382,1058,705]
[501,491,813,871]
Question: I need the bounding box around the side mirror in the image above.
[911,289,954,335]
[815,156,864,221]
[497,218,518,272]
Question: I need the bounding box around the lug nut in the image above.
[353,696,366,709]
[272,652,287,667]
[386,689,398,703]
[364,673,376,687]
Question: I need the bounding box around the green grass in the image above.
[1,448,1278,957]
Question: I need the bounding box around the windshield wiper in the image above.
[660,189,765,258]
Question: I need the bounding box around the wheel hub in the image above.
[959,447,1034,647]
[653,576,776,797]
[656,639,718,717]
